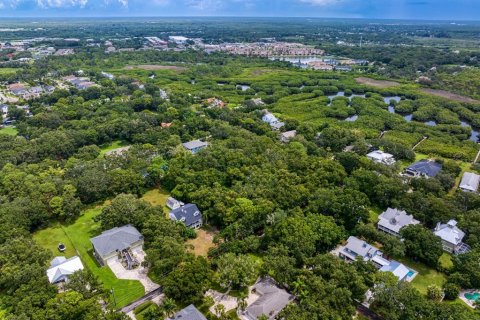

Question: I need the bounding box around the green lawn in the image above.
[0,68,20,75]
[368,207,383,223]
[0,126,18,136]
[34,204,144,308]
[99,140,130,156]
[438,253,454,271]
[397,257,447,295]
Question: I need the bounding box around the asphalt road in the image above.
[119,287,163,314]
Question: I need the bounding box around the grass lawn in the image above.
[133,301,157,320]
[397,257,447,295]
[0,68,20,75]
[0,126,18,136]
[99,140,130,156]
[368,207,383,223]
[438,253,454,271]
[141,188,170,208]
[34,203,144,308]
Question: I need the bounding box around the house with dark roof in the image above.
[46,256,84,284]
[182,139,209,154]
[169,305,207,320]
[459,172,480,193]
[170,204,202,229]
[90,225,144,266]
[240,277,294,320]
[377,208,420,237]
[434,220,470,255]
[403,160,442,178]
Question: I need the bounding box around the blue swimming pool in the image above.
[407,271,415,277]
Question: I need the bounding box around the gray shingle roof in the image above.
[434,220,465,246]
[182,140,209,151]
[170,204,202,227]
[406,160,442,177]
[460,172,480,192]
[90,225,143,258]
[378,208,419,234]
[245,278,293,320]
[170,305,207,320]
[342,236,382,260]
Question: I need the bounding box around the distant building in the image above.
[46,256,84,284]
[182,139,209,154]
[459,172,480,193]
[367,150,395,165]
[169,36,189,44]
[279,130,297,143]
[166,197,184,210]
[434,220,470,255]
[377,208,420,237]
[240,277,294,320]
[404,160,442,178]
[262,111,284,130]
[169,204,202,229]
[90,225,144,266]
[169,305,207,320]
[101,71,115,80]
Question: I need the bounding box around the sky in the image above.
[0,0,479,20]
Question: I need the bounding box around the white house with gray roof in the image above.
[240,277,294,320]
[169,304,207,320]
[377,208,420,237]
[90,225,144,266]
[434,220,470,254]
[367,150,395,165]
[459,172,480,193]
[182,139,209,154]
[46,256,84,284]
[170,204,203,229]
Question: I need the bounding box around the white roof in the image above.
[378,208,420,234]
[459,172,480,192]
[281,130,297,139]
[380,260,411,281]
[367,150,394,162]
[434,219,465,245]
[46,256,84,283]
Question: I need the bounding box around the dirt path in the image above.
[420,88,480,104]
[355,77,400,88]
[412,136,428,151]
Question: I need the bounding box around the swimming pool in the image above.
[406,271,415,277]
[465,292,480,301]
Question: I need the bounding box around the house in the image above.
[90,225,144,266]
[279,130,297,143]
[379,260,414,282]
[367,150,395,165]
[434,220,470,254]
[338,236,385,265]
[166,197,184,210]
[101,71,115,80]
[240,277,293,320]
[337,237,416,282]
[459,172,480,193]
[262,111,285,130]
[169,36,189,44]
[404,160,442,178]
[182,140,209,154]
[377,208,420,237]
[46,256,84,284]
[169,305,207,320]
[170,204,202,229]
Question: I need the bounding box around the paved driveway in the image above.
[107,248,159,293]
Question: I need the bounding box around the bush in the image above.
[427,285,443,301]
[443,283,460,300]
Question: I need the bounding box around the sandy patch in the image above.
[123,65,187,72]
[186,229,217,257]
[420,88,480,104]
[355,77,400,88]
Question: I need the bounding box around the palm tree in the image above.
[161,297,177,318]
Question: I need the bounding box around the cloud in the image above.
[299,0,348,5]
[36,0,88,8]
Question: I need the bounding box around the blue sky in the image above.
[0,0,479,20]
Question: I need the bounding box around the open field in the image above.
[124,65,187,72]
[187,228,218,257]
[34,203,144,308]
[0,67,20,75]
[355,77,400,88]
[0,126,18,136]
[420,88,480,104]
